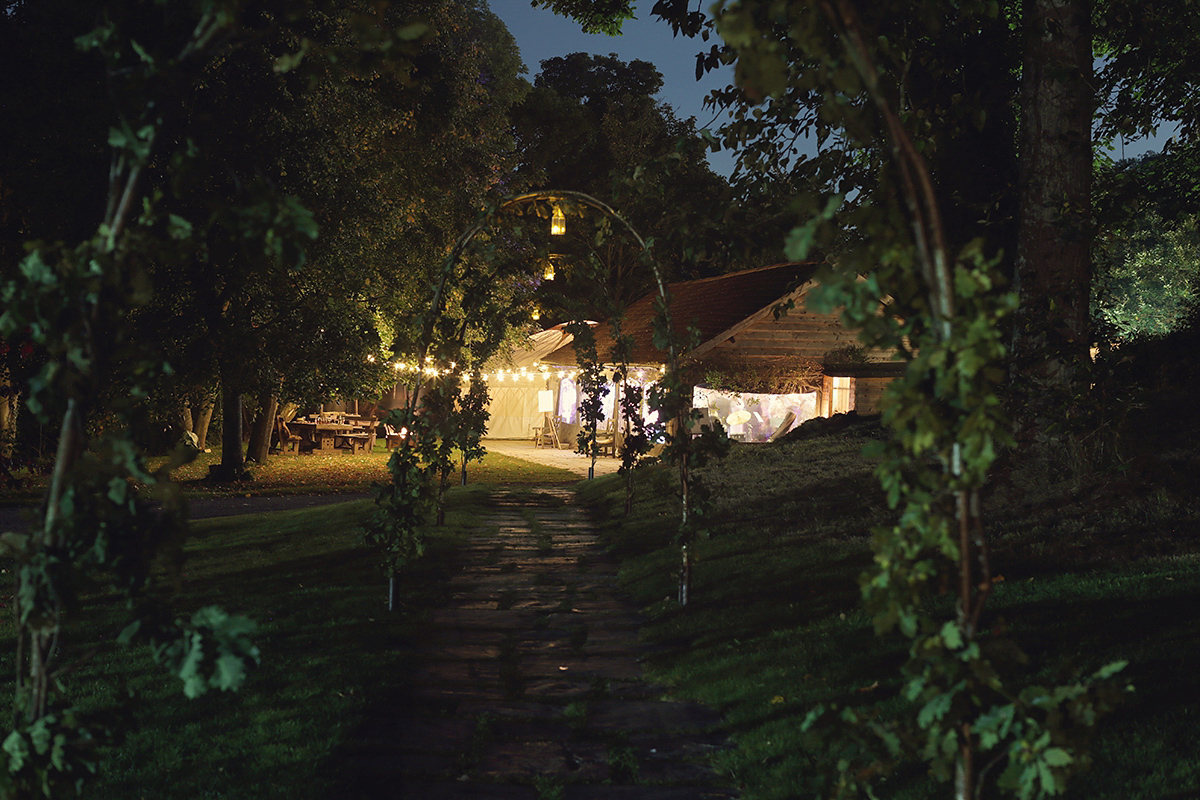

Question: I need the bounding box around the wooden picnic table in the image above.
[289,420,374,453]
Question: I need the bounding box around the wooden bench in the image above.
[334,431,373,454]
[275,418,308,454]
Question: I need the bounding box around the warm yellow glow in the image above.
[532,307,540,321]
[551,204,566,235]
[542,259,555,280]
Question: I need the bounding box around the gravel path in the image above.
[335,486,738,799]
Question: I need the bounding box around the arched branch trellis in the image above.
[372,189,709,607]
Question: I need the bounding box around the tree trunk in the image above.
[1015,0,1093,389]
[0,369,18,459]
[218,382,244,479]
[194,398,214,450]
[246,391,277,464]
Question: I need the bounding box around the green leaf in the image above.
[117,620,141,646]
[214,653,250,692]
[130,39,154,66]
[3,730,29,771]
[917,690,954,728]
[167,214,193,241]
[395,22,429,41]
[273,39,311,73]
[940,619,963,649]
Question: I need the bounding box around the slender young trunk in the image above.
[678,422,691,606]
[678,544,689,606]
[21,398,87,723]
[0,383,17,459]
[194,398,214,450]
[436,469,448,526]
[246,391,276,464]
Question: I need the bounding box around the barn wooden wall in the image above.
[703,305,859,365]
[854,377,891,414]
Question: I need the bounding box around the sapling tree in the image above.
[610,314,653,516]
[0,6,271,793]
[708,0,1130,796]
[565,320,609,480]
[0,2,444,791]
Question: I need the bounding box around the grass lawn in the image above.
[0,455,573,798]
[169,444,579,496]
[576,421,1200,799]
[0,442,577,504]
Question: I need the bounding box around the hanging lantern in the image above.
[550,204,566,235]
[531,307,541,321]
[542,259,556,281]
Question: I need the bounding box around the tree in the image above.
[0,1,449,792]
[531,0,1185,796]
[511,52,780,324]
[531,0,636,34]
[130,0,526,477]
[1011,0,1094,427]
[1093,145,1200,340]
[0,0,114,462]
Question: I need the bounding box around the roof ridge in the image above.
[666,261,816,288]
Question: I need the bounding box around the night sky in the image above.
[489,0,738,176]
[491,0,1177,174]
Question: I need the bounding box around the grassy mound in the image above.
[577,425,1200,799]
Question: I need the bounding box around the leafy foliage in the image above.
[511,52,765,323]
[0,2,294,791]
[1093,212,1200,339]
[530,0,636,35]
[669,0,1136,795]
[565,320,610,474]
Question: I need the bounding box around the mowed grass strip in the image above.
[577,427,1200,799]
[168,445,579,496]
[0,484,504,799]
[0,443,579,503]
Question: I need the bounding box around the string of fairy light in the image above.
[369,200,670,385]
[367,354,663,384]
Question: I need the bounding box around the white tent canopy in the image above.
[503,324,575,369]
[484,325,578,439]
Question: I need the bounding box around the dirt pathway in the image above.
[337,486,738,799]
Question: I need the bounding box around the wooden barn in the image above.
[537,262,901,442]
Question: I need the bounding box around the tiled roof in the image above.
[543,263,818,366]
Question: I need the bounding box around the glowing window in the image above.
[831,376,855,414]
